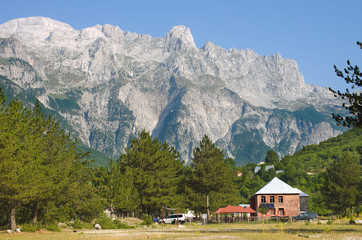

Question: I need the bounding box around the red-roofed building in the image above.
[215,205,256,214]
[215,205,256,222]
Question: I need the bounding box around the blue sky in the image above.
[1,0,361,91]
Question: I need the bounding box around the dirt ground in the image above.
[1,221,361,240]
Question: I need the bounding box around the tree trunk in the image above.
[10,202,16,232]
[206,194,210,221]
[351,207,354,219]
[32,201,38,224]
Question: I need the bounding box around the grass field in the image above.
[1,221,361,240]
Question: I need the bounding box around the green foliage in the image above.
[93,213,134,229]
[236,127,361,216]
[141,214,153,226]
[330,41,362,128]
[77,144,110,167]
[0,89,104,229]
[21,223,39,232]
[48,93,80,112]
[265,150,279,164]
[191,135,240,219]
[230,128,271,165]
[72,219,94,229]
[45,224,61,232]
[118,130,184,215]
[282,128,362,174]
[94,213,117,229]
[113,219,134,229]
[292,106,328,125]
[73,219,84,229]
[321,153,360,215]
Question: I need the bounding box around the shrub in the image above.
[21,223,39,232]
[349,219,356,224]
[46,224,61,232]
[94,213,117,229]
[113,219,134,229]
[327,217,333,225]
[141,214,153,226]
[73,219,83,229]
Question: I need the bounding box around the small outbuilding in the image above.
[215,205,256,215]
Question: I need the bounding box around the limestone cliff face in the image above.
[0,17,344,164]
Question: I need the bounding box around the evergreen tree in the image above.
[330,41,362,128]
[190,135,239,221]
[0,90,103,227]
[0,98,43,231]
[264,150,279,164]
[118,130,184,215]
[321,153,360,216]
[113,166,140,215]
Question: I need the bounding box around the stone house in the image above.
[249,177,308,218]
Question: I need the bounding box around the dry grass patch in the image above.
[0,221,361,240]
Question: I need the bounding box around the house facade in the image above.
[249,177,308,218]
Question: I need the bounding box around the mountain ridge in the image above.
[0,17,345,165]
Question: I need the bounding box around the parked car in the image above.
[293,212,318,222]
[159,214,187,224]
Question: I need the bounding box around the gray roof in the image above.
[254,165,274,174]
[253,177,301,195]
[295,188,309,197]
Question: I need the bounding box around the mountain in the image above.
[0,17,346,165]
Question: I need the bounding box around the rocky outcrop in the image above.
[0,17,344,165]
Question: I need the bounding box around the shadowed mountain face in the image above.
[0,17,345,165]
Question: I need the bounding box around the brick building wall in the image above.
[250,194,300,217]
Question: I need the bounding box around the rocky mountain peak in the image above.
[0,16,75,36]
[164,25,196,51]
[0,17,345,165]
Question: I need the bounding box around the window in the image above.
[270,209,275,215]
[261,196,266,203]
[279,208,284,215]
[278,196,283,203]
[270,196,274,203]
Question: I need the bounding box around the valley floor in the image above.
[1,221,361,240]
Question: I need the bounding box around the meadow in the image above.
[1,220,361,240]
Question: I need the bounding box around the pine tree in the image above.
[113,166,140,215]
[321,153,360,216]
[191,135,238,221]
[118,130,184,215]
[0,99,43,231]
[0,91,102,226]
[330,41,362,128]
[265,150,279,164]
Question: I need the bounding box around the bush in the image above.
[94,213,117,229]
[113,219,134,229]
[349,219,356,224]
[45,224,61,232]
[21,223,39,232]
[327,217,333,225]
[73,219,83,229]
[141,214,153,226]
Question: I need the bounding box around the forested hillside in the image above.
[288,128,361,173]
[237,127,361,215]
